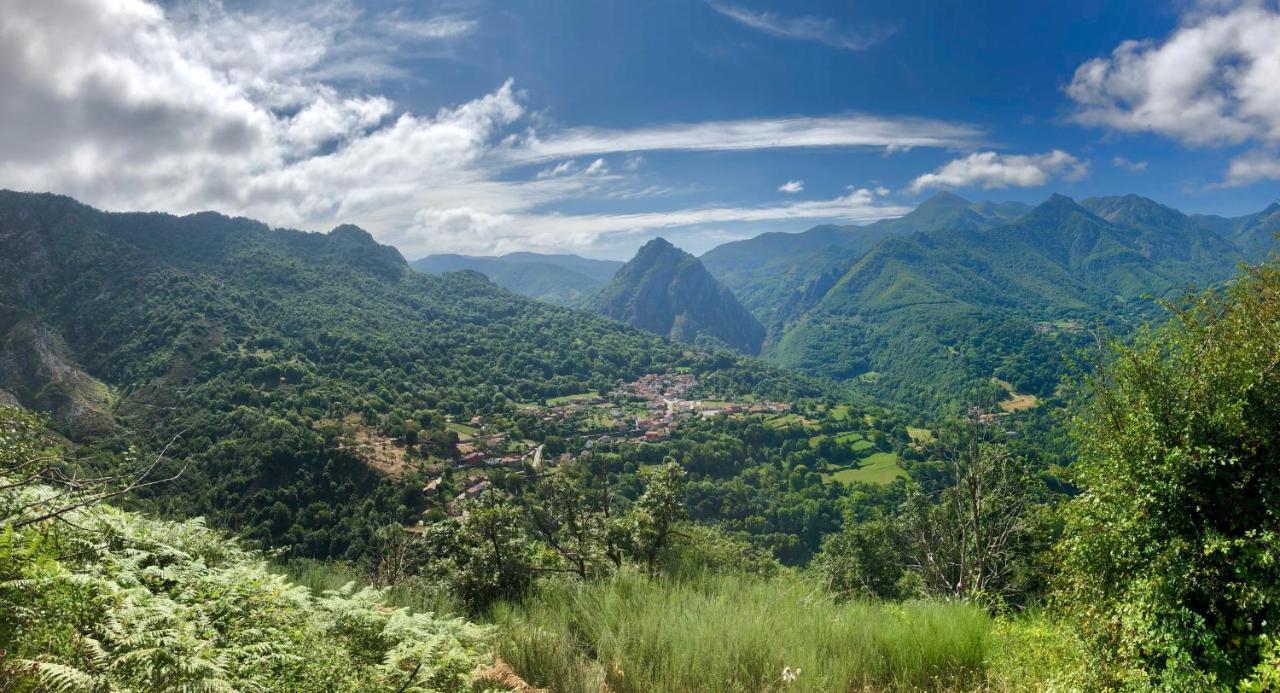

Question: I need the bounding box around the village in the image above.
[424,370,792,516]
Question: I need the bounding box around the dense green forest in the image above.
[0,192,829,561]
[4,190,1280,690]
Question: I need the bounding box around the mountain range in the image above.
[411,252,623,305]
[706,193,1268,408]
[418,191,1278,413]
[0,190,816,555]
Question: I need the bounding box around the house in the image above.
[462,480,491,498]
[422,477,443,495]
[644,429,666,442]
[460,451,486,466]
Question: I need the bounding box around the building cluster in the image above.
[424,370,793,518]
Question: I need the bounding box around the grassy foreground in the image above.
[492,569,998,692]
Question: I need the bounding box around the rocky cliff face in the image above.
[590,238,765,354]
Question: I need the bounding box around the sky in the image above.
[1,0,1279,259]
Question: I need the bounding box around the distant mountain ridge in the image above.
[411,252,622,305]
[1192,202,1280,263]
[589,238,766,354]
[696,191,1277,413]
[700,192,1031,341]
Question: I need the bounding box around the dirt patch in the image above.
[339,413,417,479]
[993,378,1039,413]
[473,658,546,693]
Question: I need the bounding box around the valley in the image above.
[8,1,1280,689]
[4,188,1280,691]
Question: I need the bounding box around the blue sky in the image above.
[2,0,1279,258]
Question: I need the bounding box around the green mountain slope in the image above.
[1192,202,1280,263]
[0,191,815,558]
[770,194,1246,413]
[590,238,766,354]
[411,252,622,305]
[701,192,1030,340]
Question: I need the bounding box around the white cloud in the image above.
[1226,149,1280,186]
[708,2,893,51]
[1111,156,1149,172]
[909,150,1089,193]
[0,0,940,257]
[535,160,577,179]
[396,189,911,257]
[380,15,476,40]
[511,113,981,163]
[778,179,804,193]
[1067,2,1280,185]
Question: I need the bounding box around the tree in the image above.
[0,406,185,531]
[1058,263,1280,688]
[815,516,903,599]
[898,430,1040,604]
[627,461,688,574]
[422,491,534,613]
[524,474,612,580]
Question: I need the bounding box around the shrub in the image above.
[1058,263,1280,687]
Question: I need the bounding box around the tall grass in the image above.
[273,558,461,616]
[491,568,992,692]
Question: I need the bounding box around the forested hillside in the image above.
[411,252,622,306]
[700,192,1029,339]
[703,192,1278,414]
[0,191,822,559]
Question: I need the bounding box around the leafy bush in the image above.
[1058,263,1280,687]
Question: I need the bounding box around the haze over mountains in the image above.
[411,253,623,305]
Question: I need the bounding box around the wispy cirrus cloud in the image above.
[908,150,1089,193]
[509,113,982,163]
[708,2,894,51]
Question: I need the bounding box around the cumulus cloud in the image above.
[1226,149,1280,186]
[708,2,894,51]
[908,150,1089,193]
[1111,156,1149,172]
[778,179,804,193]
[1066,1,1280,185]
[0,0,947,256]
